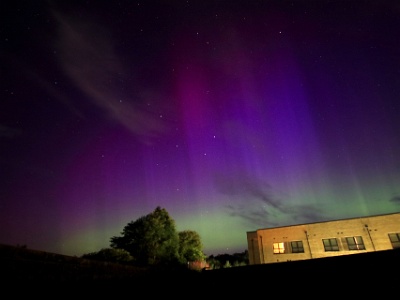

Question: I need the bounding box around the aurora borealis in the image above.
[1,1,399,257]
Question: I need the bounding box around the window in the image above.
[290,241,304,253]
[346,236,365,250]
[388,233,400,249]
[323,238,339,251]
[273,242,285,254]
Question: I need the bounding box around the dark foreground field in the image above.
[1,244,399,295]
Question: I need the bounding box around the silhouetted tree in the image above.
[110,206,180,266]
[178,230,206,263]
[81,248,133,264]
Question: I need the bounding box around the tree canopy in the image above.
[178,230,205,263]
[110,206,204,266]
[81,248,133,264]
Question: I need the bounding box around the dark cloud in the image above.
[287,204,326,224]
[227,199,327,229]
[217,172,327,229]
[214,172,281,208]
[390,195,400,204]
[52,9,168,145]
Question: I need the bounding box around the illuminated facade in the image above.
[247,212,400,265]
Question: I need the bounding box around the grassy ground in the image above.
[1,243,399,295]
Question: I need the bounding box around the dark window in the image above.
[388,233,400,249]
[290,241,304,253]
[346,236,365,250]
[323,238,339,251]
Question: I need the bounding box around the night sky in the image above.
[1,1,400,257]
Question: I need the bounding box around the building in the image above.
[246,212,400,265]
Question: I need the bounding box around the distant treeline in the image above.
[0,243,156,282]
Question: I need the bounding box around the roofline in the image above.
[246,211,400,233]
